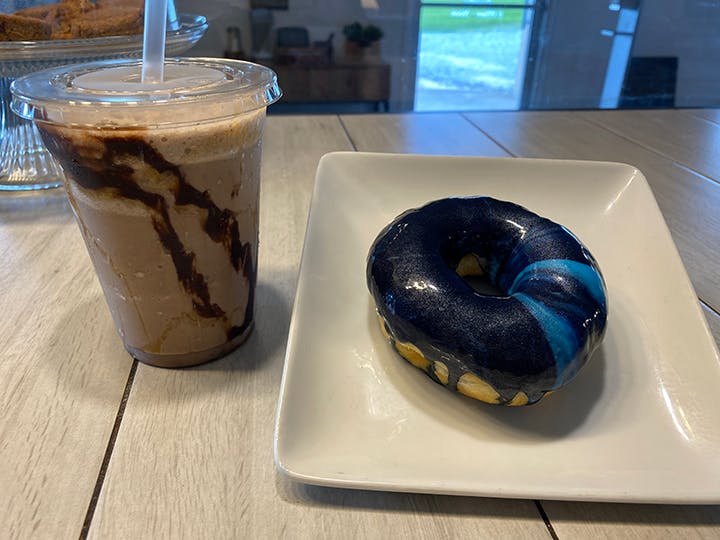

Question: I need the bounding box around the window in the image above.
[415,0,536,111]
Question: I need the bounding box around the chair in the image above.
[276,27,309,48]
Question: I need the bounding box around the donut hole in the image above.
[454,253,505,297]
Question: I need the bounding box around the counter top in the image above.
[2,110,719,539]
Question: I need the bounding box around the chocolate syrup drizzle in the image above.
[42,130,255,340]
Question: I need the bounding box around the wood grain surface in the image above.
[339,113,508,157]
[3,111,719,539]
[704,304,720,343]
[86,116,548,539]
[579,109,720,185]
[542,502,720,540]
[465,111,720,315]
[687,109,720,126]
[0,190,134,539]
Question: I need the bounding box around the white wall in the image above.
[526,0,621,109]
[632,0,720,107]
[174,0,250,56]
[526,0,720,109]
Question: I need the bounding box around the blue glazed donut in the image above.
[366,197,607,406]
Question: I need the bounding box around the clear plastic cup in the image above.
[11,58,281,367]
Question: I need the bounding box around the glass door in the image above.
[521,0,641,110]
[414,0,538,111]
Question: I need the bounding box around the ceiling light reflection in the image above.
[660,386,694,442]
[604,170,637,213]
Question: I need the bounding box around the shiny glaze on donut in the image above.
[366,197,608,406]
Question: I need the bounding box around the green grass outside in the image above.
[420,6,525,32]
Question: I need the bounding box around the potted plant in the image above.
[343,22,383,59]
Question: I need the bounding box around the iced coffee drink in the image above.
[11,59,280,367]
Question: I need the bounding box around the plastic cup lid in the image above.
[10,57,281,128]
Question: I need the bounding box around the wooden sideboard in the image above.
[265,61,390,110]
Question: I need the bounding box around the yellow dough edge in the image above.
[432,361,449,385]
[395,341,431,370]
[377,314,530,405]
[507,391,529,406]
[455,253,486,277]
[377,314,432,371]
[457,373,501,404]
[377,313,391,341]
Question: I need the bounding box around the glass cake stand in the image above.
[0,13,207,191]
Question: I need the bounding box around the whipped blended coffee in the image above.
[11,59,281,367]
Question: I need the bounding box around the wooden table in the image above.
[2,110,720,539]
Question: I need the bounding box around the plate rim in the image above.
[274,152,720,504]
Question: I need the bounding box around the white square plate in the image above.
[274,152,720,503]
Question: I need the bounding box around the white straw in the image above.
[141,0,168,83]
